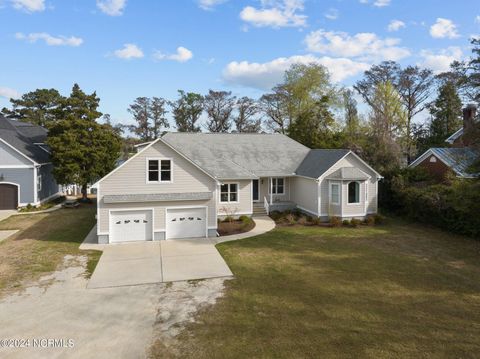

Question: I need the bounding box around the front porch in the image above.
[252,176,295,215]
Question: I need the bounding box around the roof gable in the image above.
[295,149,350,179]
[0,116,50,164]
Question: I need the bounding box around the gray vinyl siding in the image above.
[0,168,35,204]
[319,153,379,217]
[259,177,291,202]
[38,163,59,201]
[290,176,318,215]
[98,141,217,234]
[217,179,252,215]
[0,141,33,166]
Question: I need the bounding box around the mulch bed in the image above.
[217,219,256,236]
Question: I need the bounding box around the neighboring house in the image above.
[410,105,479,180]
[0,115,60,209]
[93,133,382,244]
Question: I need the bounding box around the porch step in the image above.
[253,207,267,216]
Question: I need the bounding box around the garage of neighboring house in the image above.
[110,210,153,243]
[166,207,207,240]
[0,183,18,209]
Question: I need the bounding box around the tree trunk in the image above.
[80,183,89,202]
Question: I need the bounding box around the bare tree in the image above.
[397,66,434,161]
[234,96,262,132]
[204,90,236,132]
[259,91,289,133]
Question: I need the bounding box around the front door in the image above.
[252,179,259,202]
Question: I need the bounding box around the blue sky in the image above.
[0,0,479,127]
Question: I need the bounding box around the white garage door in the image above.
[166,207,207,240]
[110,210,153,243]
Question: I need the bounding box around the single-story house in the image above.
[0,115,60,209]
[93,133,382,244]
[410,104,479,179]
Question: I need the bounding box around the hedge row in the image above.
[381,175,480,238]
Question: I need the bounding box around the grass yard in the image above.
[0,203,101,297]
[151,218,480,359]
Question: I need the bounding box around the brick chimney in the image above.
[463,104,477,131]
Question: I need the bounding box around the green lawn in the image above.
[151,219,480,359]
[0,202,101,296]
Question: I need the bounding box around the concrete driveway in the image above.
[0,210,15,223]
[88,239,233,289]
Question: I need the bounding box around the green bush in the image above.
[311,217,322,226]
[342,219,350,226]
[373,214,385,225]
[381,178,480,238]
[329,216,342,227]
[239,215,250,223]
[269,211,283,221]
[350,218,362,227]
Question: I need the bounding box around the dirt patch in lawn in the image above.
[217,219,255,236]
[0,202,100,297]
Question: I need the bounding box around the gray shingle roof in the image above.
[0,116,50,164]
[430,147,479,177]
[295,149,350,179]
[103,192,212,203]
[162,133,311,179]
[325,167,370,180]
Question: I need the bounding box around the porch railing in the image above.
[263,196,270,215]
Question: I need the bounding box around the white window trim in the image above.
[219,182,240,204]
[146,157,173,184]
[347,181,361,205]
[268,177,285,195]
[329,182,340,205]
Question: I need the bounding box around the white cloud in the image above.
[198,0,227,10]
[388,20,405,32]
[240,0,307,28]
[304,29,410,62]
[0,87,20,100]
[223,55,369,90]
[114,43,144,59]
[373,0,390,7]
[11,0,45,12]
[430,18,460,39]
[419,47,463,73]
[15,32,83,46]
[359,0,390,7]
[324,8,339,20]
[154,46,193,63]
[475,15,480,24]
[96,0,126,16]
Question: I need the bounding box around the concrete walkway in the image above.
[212,215,276,244]
[0,210,15,223]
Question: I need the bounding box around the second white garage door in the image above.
[110,210,153,243]
[166,207,207,239]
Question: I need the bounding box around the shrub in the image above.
[269,211,283,221]
[329,216,342,227]
[373,214,385,225]
[311,217,322,225]
[285,214,296,225]
[342,219,350,226]
[350,218,362,227]
[297,216,307,225]
[365,216,376,226]
[306,216,313,223]
[239,215,250,223]
[223,216,234,223]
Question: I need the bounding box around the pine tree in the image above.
[46,84,122,201]
[204,90,235,133]
[169,90,203,132]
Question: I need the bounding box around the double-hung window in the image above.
[270,178,285,195]
[348,181,360,204]
[220,183,238,203]
[147,159,172,183]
